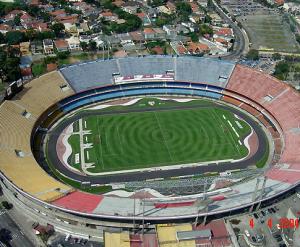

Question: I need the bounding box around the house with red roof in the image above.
[28,22,48,32]
[143,28,156,39]
[187,42,210,54]
[100,11,118,21]
[3,10,24,22]
[275,0,284,6]
[176,44,188,55]
[151,46,164,55]
[54,39,69,52]
[215,27,233,38]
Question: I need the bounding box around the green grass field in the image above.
[66,99,251,174]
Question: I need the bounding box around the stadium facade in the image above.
[0,56,299,232]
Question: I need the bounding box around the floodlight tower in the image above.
[256,175,267,211]
[249,177,261,213]
[194,181,212,226]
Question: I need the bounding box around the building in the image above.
[0,24,12,34]
[20,42,31,56]
[43,39,54,55]
[66,36,81,51]
[54,39,69,52]
[187,42,210,54]
[31,41,43,55]
[143,28,156,39]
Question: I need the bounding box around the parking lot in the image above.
[228,193,300,247]
[221,0,299,53]
[48,232,103,247]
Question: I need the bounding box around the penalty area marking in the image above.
[75,153,80,164]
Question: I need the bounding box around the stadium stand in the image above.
[53,191,104,213]
[226,63,300,185]
[222,95,242,107]
[117,56,175,76]
[226,64,288,106]
[266,88,300,131]
[154,201,195,208]
[60,59,119,92]
[13,71,72,116]
[60,56,235,93]
[0,72,73,202]
[1,56,300,222]
[175,57,235,87]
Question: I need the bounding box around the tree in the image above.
[273,61,289,80]
[80,41,88,51]
[40,11,50,22]
[57,51,70,59]
[13,13,21,26]
[207,0,214,8]
[176,2,192,21]
[5,57,21,81]
[204,15,212,24]
[0,32,5,44]
[43,56,57,65]
[199,24,213,36]
[296,34,300,44]
[0,228,12,245]
[246,49,259,60]
[147,0,167,7]
[1,201,13,210]
[5,31,25,45]
[36,31,55,40]
[88,40,97,51]
[50,23,65,37]
[189,32,199,42]
[272,53,281,61]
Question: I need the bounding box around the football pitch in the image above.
[66,99,251,174]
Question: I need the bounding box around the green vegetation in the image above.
[147,0,167,7]
[273,57,300,81]
[98,0,142,34]
[272,53,281,61]
[1,201,13,210]
[50,22,65,37]
[273,61,289,80]
[246,49,259,60]
[175,1,192,21]
[199,24,213,36]
[46,152,112,194]
[65,99,252,174]
[256,140,269,168]
[32,63,46,77]
[155,13,176,27]
[0,46,21,82]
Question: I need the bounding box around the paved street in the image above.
[212,0,247,60]
[0,209,34,247]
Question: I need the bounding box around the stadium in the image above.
[0,56,299,234]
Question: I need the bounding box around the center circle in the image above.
[150,129,172,143]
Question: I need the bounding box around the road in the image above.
[212,0,247,60]
[0,209,34,247]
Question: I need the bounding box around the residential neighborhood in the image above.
[0,0,236,87]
